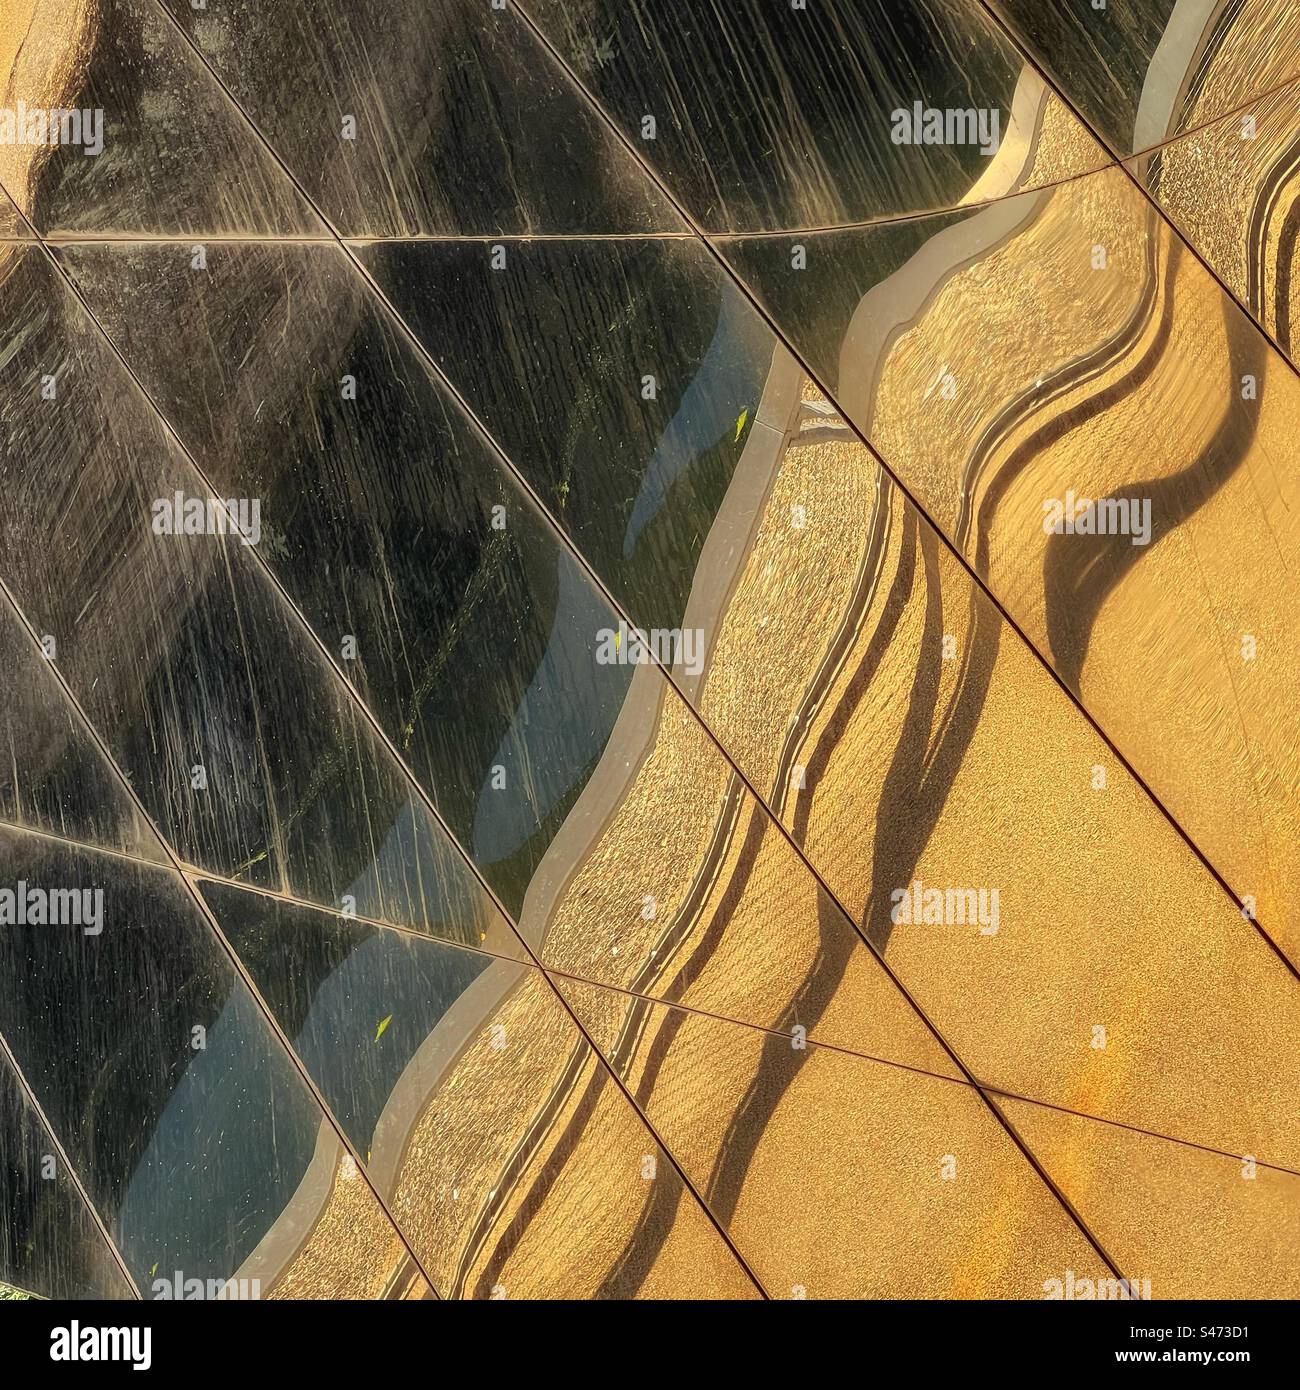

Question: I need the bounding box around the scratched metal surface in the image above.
[992,0,1300,155]
[0,0,1297,1301]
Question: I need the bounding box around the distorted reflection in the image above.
[1,0,1297,1303]
[992,0,1300,155]
[0,828,428,1299]
[1127,75,1300,356]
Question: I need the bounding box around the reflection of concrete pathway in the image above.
[1132,0,1222,154]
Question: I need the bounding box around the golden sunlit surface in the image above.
[1131,78,1300,355]
[1,0,1299,1307]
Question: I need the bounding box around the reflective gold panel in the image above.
[997,1095,1300,1301]
[3,0,1298,1305]
[555,975,1106,1299]
[721,164,1300,963]
[1128,75,1300,358]
[991,0,1300,155]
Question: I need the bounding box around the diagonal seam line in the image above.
[968,0,1300,951]
[21,208,770,1300]
[40,0,1290,1284]
[0,568,443,1299]
[0,1027,142,1299]
[147,0,996,1138]
[35,62,1300,250]
[124,0,1031,1293]
[0,811,1276,1185]
[1129,66,1300,165]
[170,13,1128,1289]
[510,0,1300,1273]
[148,0,1136,1284]
[978,1,1300,399]
[509,0,1300,985]
[5,35,770,1292]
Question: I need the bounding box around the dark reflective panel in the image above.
[52,239,957,1082]
[195,880,760,1300]
[554,975,1100,1298]
[0,1047,135,1299]
[1,0,321,236]
[56,239,639,924]
[992,0,1300,155]
[997,1096,1300,1300]
[158,0,676,236]
[363,239,1300,1170]
[1127,75,1300,357]
[525,0,1107,232]
[358,236,780,633]
[508,635,960,1076]
[57,225,1300,1167]
[0,595,163,862]
[718,163,1300,964]
[0,826,418,1298]
[0,245,511,953]
[0,182,27,239]
[197,878,504,1160]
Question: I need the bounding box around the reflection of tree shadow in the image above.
[860,526,1000,956]
[1241,132,1300,357]
[455,181,1279,1304]
[464,1035,604,1299]
[668,510,999,1268]
[1276,200,1300,354]
[490,503,1005,1292]
[461,229,1276,1293]
[1041,278,1265,692]
[963,213,1262,693]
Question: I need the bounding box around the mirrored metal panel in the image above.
[0,0,322,235]
[991,0,1300,155]
[55,238,955,1075]
[1127,74,1300,358]
[0,244,511,952]
[196,879,762,1299]
[0,825,423,1298]
[997,1095,1300,1300]
[53,239,641,924]
[0,1047,135,1300]
[0,593,163,862]
[158,0,677,236]
[717,164,1300,963]
[1,0,1295,1304]
[357,236,780,635]
[555,974,1106,1298]
[526,0,1109,231]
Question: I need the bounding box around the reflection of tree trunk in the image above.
[1276,200,1300,354]
[863,524,1001,954]
[464,1037,601,1299]
[1238,130,1300,354]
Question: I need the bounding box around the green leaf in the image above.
[375,1014,393,1042]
